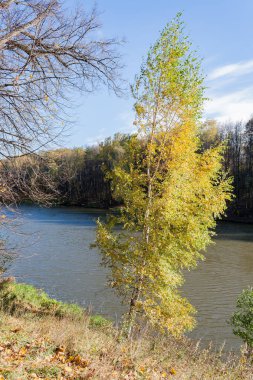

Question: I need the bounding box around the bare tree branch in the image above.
[0,0,123,206]
[0,0,122,158]
[0,0,16,9]
[0,1,58,49]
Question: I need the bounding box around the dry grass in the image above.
[0,312,252,379]
[0,282,252,379]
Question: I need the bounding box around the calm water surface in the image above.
[3,205,253,351]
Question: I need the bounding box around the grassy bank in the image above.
[0,280,252,380]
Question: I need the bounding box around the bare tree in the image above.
[0,0,122,207]
[0,0,122,159]
[0,154,58,205]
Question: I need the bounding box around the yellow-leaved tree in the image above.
[95,14,232,337]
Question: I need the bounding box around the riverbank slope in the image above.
[0,280,252,380]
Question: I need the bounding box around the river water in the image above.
[3,205,253,352]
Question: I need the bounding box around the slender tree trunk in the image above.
[126,103,158,338]
[126,287,141,337]
[126,158,153,337]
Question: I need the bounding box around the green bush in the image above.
[0,281,111,329]
[230,287,253,353]
[89,314,111,328]
[0,282,84,319]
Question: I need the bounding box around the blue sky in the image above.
[63,0,253,147]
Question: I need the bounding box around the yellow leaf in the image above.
[55,345,65,354]
[19,346,27,356]
[169,367,176,375]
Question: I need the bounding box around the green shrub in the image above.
[0,281,111,330]
[0,282,83,319]
[89,314,111,328]
[230,287,253,354]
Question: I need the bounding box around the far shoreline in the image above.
[18,201,253,224]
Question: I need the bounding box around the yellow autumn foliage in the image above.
[96,14,232,337]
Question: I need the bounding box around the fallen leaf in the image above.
[11,327,22,333]
[55,345,65,354]
[169,367,176,375]
[19,346,27,356]
[68,354,89,368]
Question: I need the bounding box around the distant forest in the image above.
[2,118,253,220]
[200,118,253,219]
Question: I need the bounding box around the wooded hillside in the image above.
[2,120,253,219]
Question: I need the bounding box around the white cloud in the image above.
[205,87,253,122]
[205,57,253,122]
[208,59,253,80]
